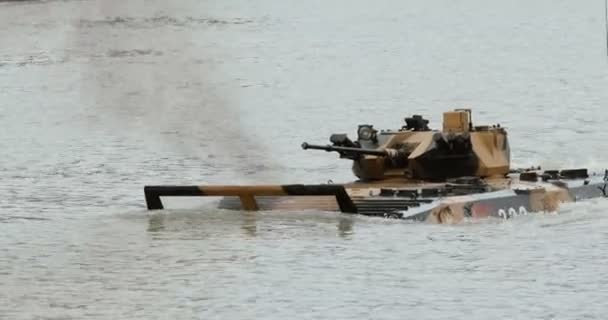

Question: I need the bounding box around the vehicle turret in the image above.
[302,109,510,181]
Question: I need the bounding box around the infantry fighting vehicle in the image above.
[144,109,607,223]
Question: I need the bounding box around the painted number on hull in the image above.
[497,206,528,220]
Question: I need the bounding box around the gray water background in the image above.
[1,0,608,319]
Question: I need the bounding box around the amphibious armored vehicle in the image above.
[145,109,608,223]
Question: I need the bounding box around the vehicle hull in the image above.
[144,171,608,224]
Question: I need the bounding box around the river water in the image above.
[1,0,608,319]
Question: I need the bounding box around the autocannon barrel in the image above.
[301,142,389,157]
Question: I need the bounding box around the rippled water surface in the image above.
[2,0,608,319]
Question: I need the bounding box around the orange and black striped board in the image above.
[144,184,357,213]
